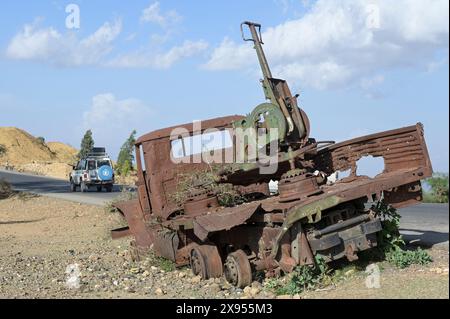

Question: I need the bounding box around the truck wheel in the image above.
[96,186,102,192]
[105,184,113,193]
[190,245,223,280]
[80,181,88,193]
[224,250,252,288]
[70,181,77,192]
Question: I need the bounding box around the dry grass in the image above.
[171,169,247,208]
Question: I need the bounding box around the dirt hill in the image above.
[47,142,77,163]
[0,127,78,179]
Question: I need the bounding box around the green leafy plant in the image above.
[154,256,176,272]
[423,173,449,203]
[0,144,7,157]
[372,201,405,250]
[271,255,331,295]
[385,247,433,268]
[371,200,432,268]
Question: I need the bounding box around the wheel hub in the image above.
[224,250,252,288]
[189,245,223,279]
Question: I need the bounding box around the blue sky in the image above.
[0,0,448,173]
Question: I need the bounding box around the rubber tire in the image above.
[224,250,253,288]
[105,184,113,193]
[70,181,77,192]
[190,245,223,280]
[80,181,88,193]
[96,186,102,192]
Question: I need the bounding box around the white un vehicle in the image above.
[70,147,115,193]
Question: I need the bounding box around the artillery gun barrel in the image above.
[241,21,272,80]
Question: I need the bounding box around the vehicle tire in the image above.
[80,181,88,193]
[189,245,223,280]
[96,186,102,192]
[70,180,77,192]
[105,184,113,193]
[224,249,253,288]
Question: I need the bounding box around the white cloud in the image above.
[107,40,208,69]
[6,12,205,69]
[6,19,122,67]
[82,94,153,149]
[83,93,152,129]
[140,1,182,28]
[203,37,253,71]
[205,0,449,90]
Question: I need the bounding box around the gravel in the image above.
[0,195,447,299]
[0,195,276,299]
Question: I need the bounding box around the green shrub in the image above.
[36,137,45,144]
[0,144,6,156]
[171,169,247,208]
[372,201,405,250]
[154,256,176,272]
[270,256,331,295]
[385,247,433,269]
[424,173,449,203]
[0,179,13,199]
[371,201,432,268]
[422,191,438,203]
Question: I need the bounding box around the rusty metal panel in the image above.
[316,123,432,176]
[193,202,261,241]
[113,199,156,250]
[136,115,244,143]
[138,116,243,221]
[152,230,180,261]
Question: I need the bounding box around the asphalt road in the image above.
[1,169,448,249]
[0,169,126,206]
[398,203,449,250]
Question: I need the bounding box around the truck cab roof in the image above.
[136,115,244,144]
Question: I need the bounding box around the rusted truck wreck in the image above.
[112,22,432,288]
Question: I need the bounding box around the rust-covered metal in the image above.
[279,169,322,202]
[111,22,433,287]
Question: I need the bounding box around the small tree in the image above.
[0,144,6,157]
[36,137,45,144]
[78,130,95,159]
[426,173,449,203]
[116,130,137,176]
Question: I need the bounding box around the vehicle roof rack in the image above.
[87,147,108,157]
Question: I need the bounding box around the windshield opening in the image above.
[97,160,111,168]
[87,161,96,170]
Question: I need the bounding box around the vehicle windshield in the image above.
[97,160,111,168]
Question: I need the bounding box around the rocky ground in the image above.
[0,194,448,299]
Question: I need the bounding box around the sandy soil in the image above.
[302,249,449,299]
